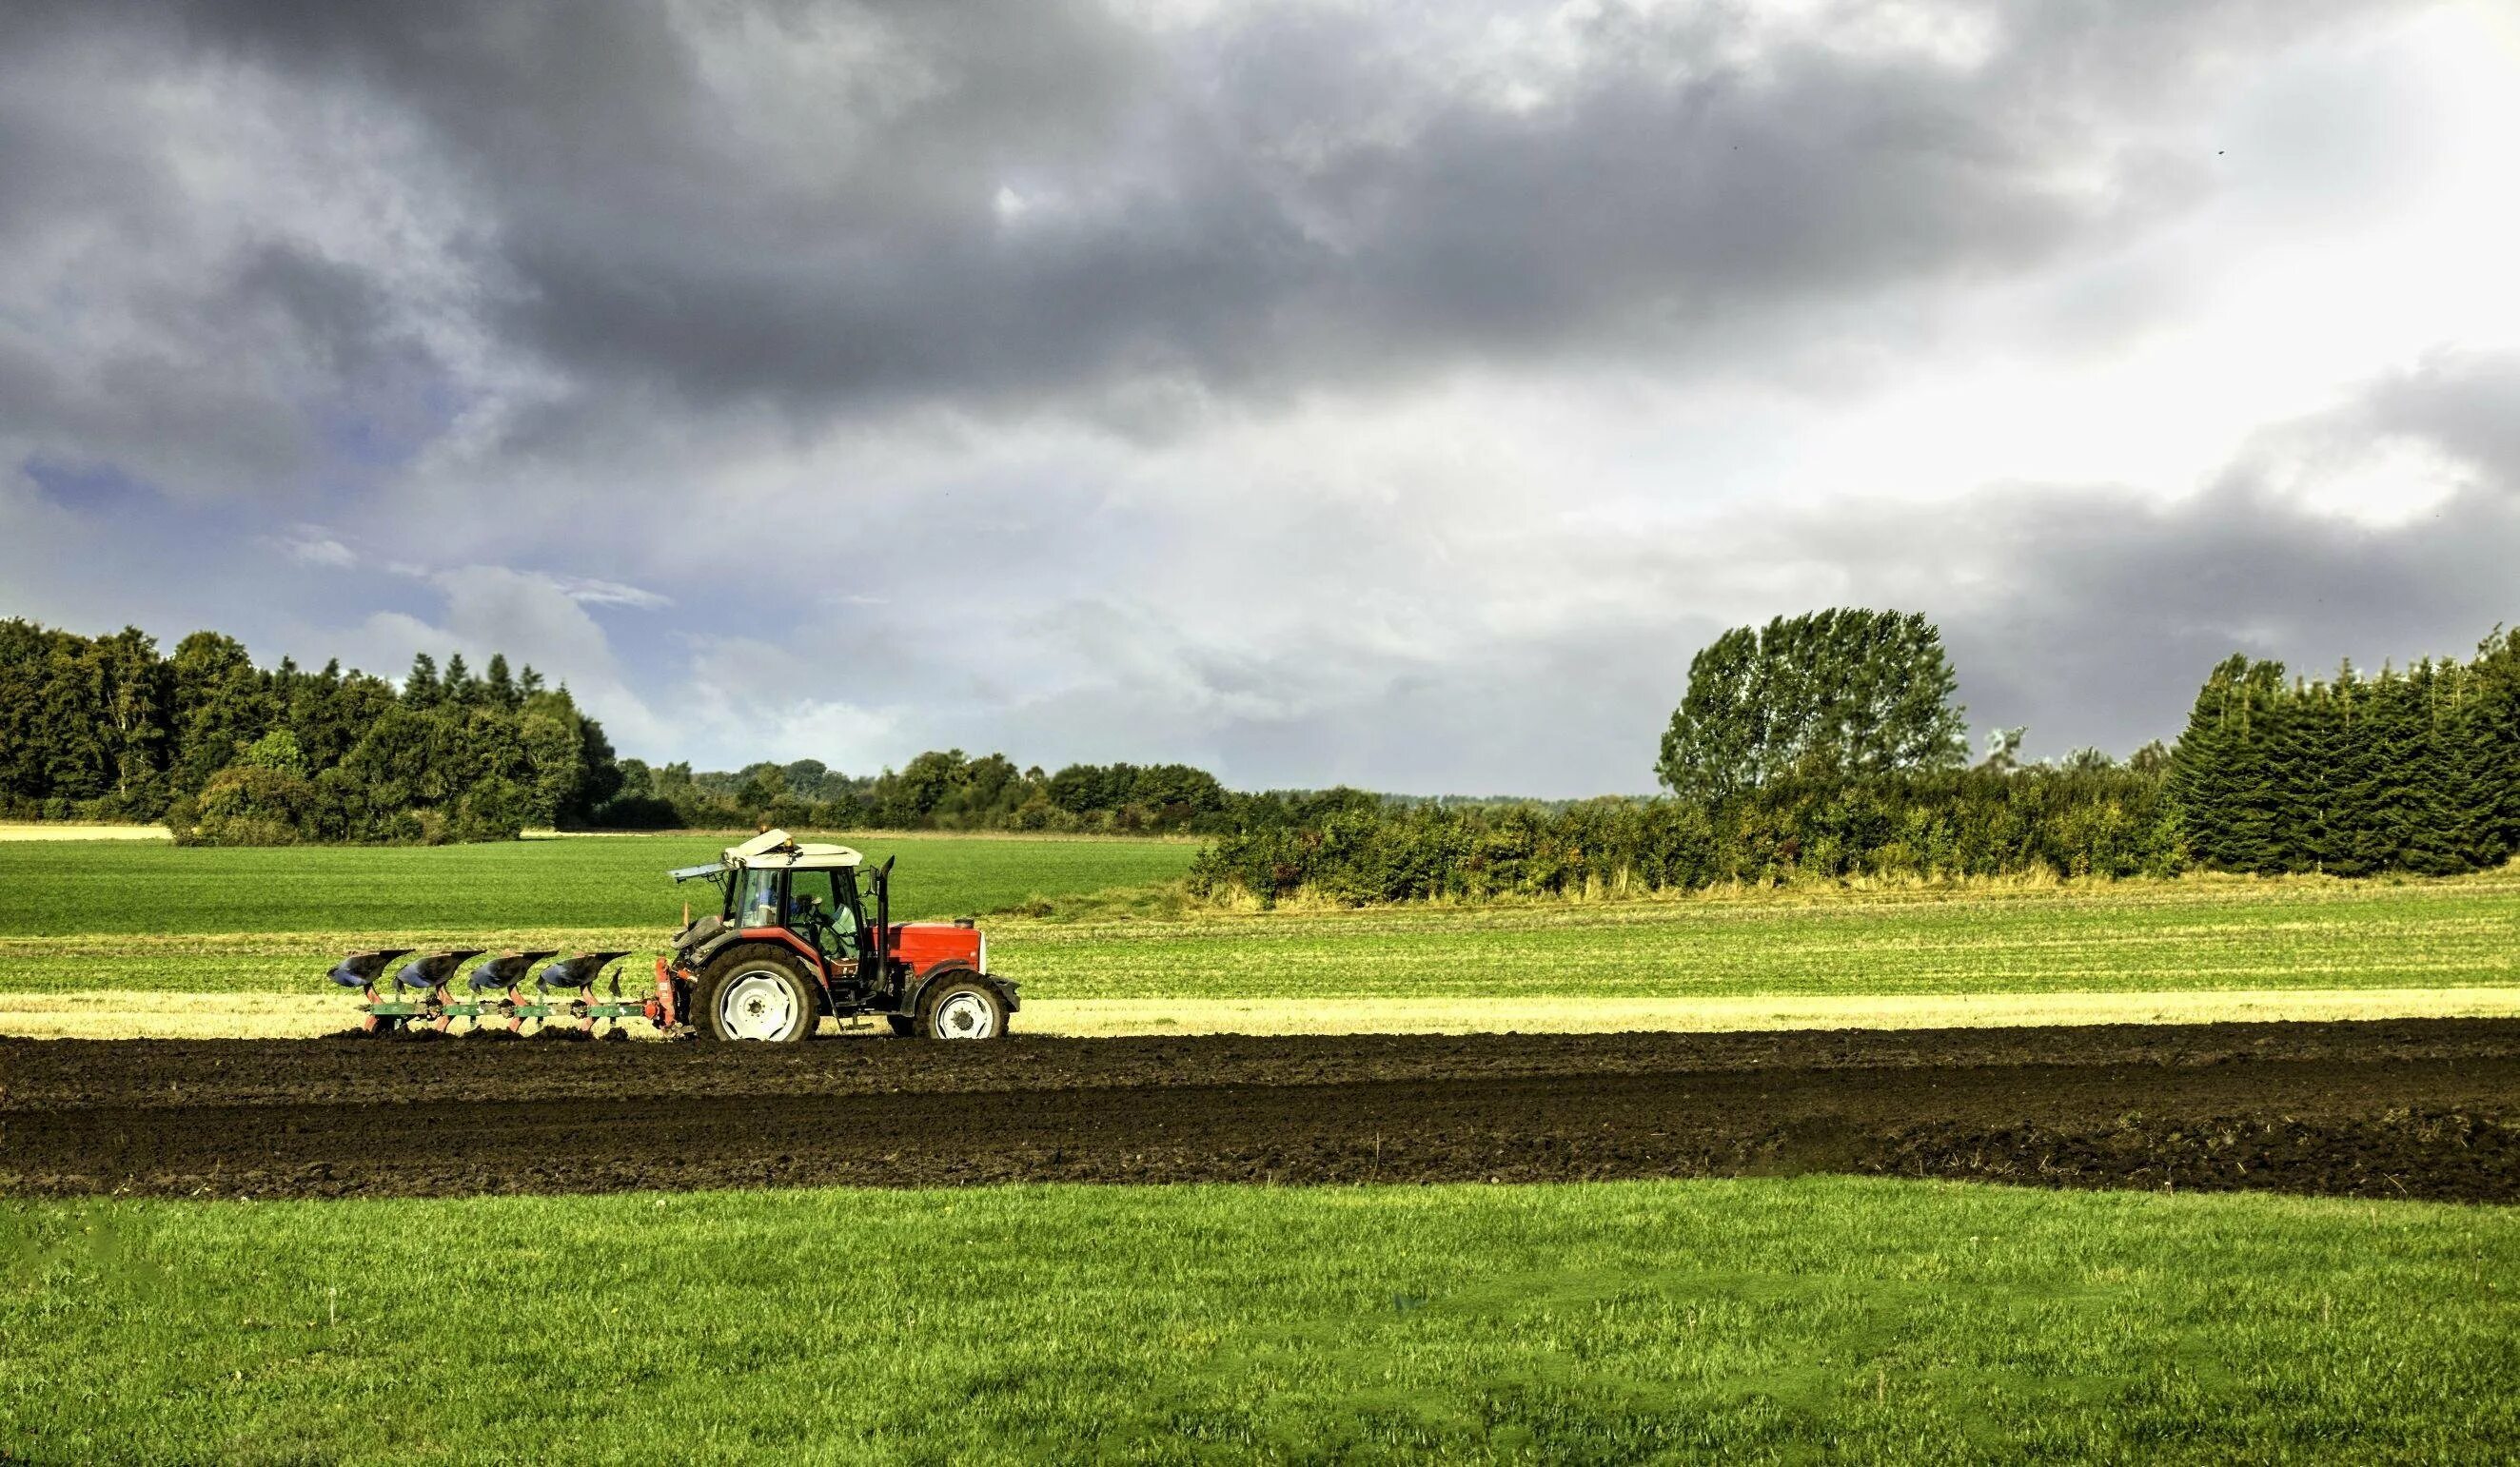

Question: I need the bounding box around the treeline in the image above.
[593,749,1233,834]
[10,609,2516,882]
[0,620,620,844]
[2171,632,2520,876]
[1190,762,2176,904]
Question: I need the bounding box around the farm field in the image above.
[5,1177,2514,1462]
[1005,870,2520,1000]
[10,1019,2516,1200]
[0,836,2513,1034]
[0,831,1194,937]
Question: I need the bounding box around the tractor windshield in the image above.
[731,867,781,929]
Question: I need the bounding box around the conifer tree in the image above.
[2395,661,2465,876]
[484,653,520,712]
[2290,680,2345,872]
[2345,668,2422,874]
[2222,660,2284,870]
[2322,670,2376,875]
[2470,628,2520,864]
[2259,683,2315,872]
[2170,657,2235,868]
[404,653,442,709]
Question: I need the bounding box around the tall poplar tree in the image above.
[1657,609,1968,803]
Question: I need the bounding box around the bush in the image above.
[237,729,309,777]
[446,776,528,843]
[182,765,315,847]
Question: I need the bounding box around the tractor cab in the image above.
[723,845,868,963]
[673,830,883,976]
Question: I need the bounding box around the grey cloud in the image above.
[1782,352,2520,763]
[2363,353,2520,483]
[2,0,2414,452]
[0,14,461,499]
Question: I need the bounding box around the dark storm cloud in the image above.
[2,0,2404,440]
[0,8,458,498]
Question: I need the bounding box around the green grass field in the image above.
[5,1178,2512,1462]
[1009,871,2520,1000]
[1,834,2512,1002]
[0,833,1194,937]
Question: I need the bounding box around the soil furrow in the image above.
[4,1020,2514,1202]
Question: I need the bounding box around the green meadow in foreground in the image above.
[3,1178,2512,1463]
[0,835,2512,1000]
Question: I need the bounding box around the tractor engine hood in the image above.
[887,920,984,974]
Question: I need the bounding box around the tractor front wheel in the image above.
[695,946,819,1043]
[919,977,1009,1040]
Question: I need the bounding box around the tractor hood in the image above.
[888,919,984,974]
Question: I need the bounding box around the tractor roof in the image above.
[666,829,861,884]
[725,828,862,870]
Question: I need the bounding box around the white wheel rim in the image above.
[719,970,798,1041]
[934,990,997,1039]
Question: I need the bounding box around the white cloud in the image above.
[550,576,673,610]
[274,527,357,568]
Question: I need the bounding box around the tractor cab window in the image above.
[787,869,859,960]
[732,867,781,929]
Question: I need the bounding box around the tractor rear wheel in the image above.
[695,945,819,1043]
[886,1015,918,1037]
[918,977,1008,1040]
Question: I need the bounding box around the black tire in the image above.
[694,944,820,1043]
[917,975,1010,1040]
[886,1015,918,1037]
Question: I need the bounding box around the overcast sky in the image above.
[3,0,2515,794]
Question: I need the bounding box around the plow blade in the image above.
[392,949,485,992]
[468,950,560,993]
[327,949,411,988]
[539,950,631,990]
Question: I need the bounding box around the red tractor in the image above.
[331,831,1014,1042]
[660,830,1017,1042]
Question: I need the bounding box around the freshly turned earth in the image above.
[3,1020,2515,1202]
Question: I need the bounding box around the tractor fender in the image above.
[904,965,1020,1016]
[685,927,745,970]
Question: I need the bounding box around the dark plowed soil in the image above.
[4,1020,2516,1202]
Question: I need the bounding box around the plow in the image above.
[327,830,1018,1043]
[330,948,647,1037]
